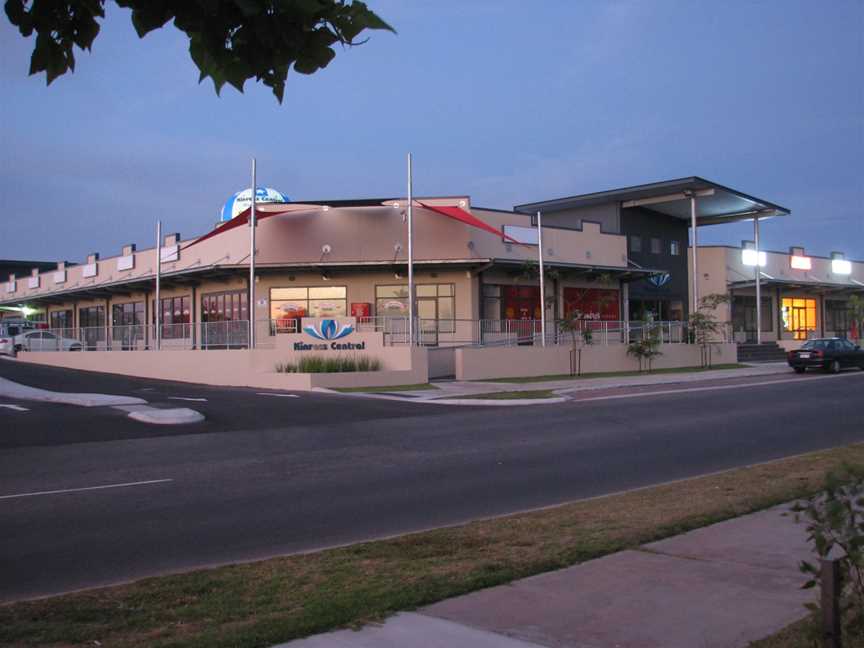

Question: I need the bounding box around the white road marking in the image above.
[0,404,29,412]
[566,371,864,403]
[167,397,208,402]
[0,479,173,501]
[256,393,299,398]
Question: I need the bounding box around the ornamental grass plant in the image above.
[276,356,382,373]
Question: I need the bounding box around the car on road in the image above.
[12,330,83,353]
[787,338,864,374]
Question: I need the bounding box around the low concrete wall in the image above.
[17,346,429,391]
[428,347,456,379]
[455,343,738,381]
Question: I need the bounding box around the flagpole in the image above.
[407,153,415,346]
[155,220,162,351]
[249,158,257,350]
[537,210,546,347]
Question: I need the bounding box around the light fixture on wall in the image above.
[831,252,852,275]
[789,246,811,270]
[741,240,766,267]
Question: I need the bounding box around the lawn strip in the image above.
[3,443,863,648]
[452,389,558,400]
[480,363,748,383]
[334,383,439,393]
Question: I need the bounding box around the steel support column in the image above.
[754,215,762,344]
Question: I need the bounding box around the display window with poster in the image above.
[563,288,620,321]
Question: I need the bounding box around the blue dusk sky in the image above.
[1,0,862,262]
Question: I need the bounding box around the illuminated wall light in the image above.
[742,249,766,267]
[790,255,812,270]
[832,258,852,275]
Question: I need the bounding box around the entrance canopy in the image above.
[515,177,791,225]
[729,277,864,295]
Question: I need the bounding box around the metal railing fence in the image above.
[15,318,731,352]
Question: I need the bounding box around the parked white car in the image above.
[0,320,35,356]
[13,330,82,353]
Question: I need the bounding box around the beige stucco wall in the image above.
[455,343,738,381]
[17,343,429,390]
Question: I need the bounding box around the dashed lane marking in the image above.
[0,479,174,501]
[167,397,208,402]
[256,393,300,398]
[0,404,29,412]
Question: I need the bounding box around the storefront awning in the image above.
[729,277,864,294]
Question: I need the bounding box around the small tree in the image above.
[847,294,864,343]
[689,293,731,368]
[626,314,663,372]
[791,465,864,644]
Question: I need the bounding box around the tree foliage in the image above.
[4,0,394,102]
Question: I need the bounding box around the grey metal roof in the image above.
[515,177,790,225]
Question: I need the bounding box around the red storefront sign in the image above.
[563,288,620,321]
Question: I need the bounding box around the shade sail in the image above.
[417,202,521,243]
[183,204,323,250]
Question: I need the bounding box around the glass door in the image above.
[417,298,438,346]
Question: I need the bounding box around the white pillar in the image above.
[155,220,162,351]
[249,159,257,350]
[537,210,546,347]
[754,215,761,344]
[407,153,415,346]
[690,194,699,316]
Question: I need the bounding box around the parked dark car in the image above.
[787,338,864,373]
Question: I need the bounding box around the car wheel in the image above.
[794,367,806,374]
[827,359,841,374]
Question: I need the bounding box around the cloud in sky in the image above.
[0,0,861,263]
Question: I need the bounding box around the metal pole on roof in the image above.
[689,193,699,317]
[155,220,162,351]
[537,210,546,347]
[249,158,257,350]
[754,215,762,344]
[407,153,415,346]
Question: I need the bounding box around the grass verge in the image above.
[749,614,864,647]
[334,383,439,393]
[454,389,558,400]
[480,363,748,383]
[4,443,863,648]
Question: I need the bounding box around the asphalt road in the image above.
[1,360,863,602]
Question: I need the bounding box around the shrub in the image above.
[275,356,382,373]
[791,465,864,643]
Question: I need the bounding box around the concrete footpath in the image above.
[279,503,813,648]
[354,362,792,402]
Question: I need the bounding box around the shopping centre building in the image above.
[1,177,861,387]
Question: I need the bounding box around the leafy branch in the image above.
[4,0,395,102]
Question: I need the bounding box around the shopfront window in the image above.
[49,309,73,331]
[781,297,817,340]
[375,284,455,330]
[482,284,502,319]
[271,286,347,332]
[152,296,191,339]
[112,302,145,347]
[826,300,852,335]
[202,291,248,322]
[732,296,772,338]
[79,305,105,347]
[563,288,620,321]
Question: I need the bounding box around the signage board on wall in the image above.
[294,318,366,351]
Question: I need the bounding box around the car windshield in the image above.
[800,340,827,350]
